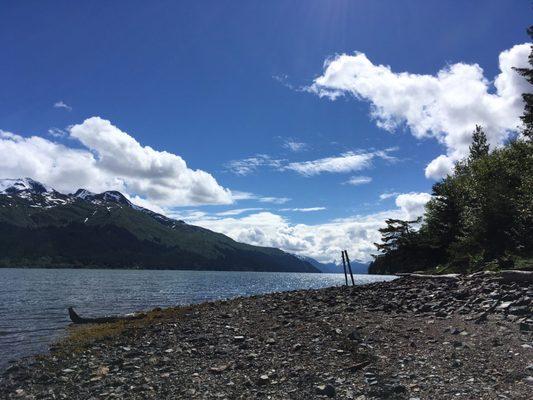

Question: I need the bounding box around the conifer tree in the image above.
[469,125,489,160]
[513,26,533,139]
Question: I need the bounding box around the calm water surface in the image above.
[0,268,395,370]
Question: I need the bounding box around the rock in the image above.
[258,374,269,385]
[233,336,245,343]
[520,322,532,332]
[347,360,371,372]
[316,384,336,397]
[347,330,362,342]
[210,364,229,374]
[292,343,302,351]
[95,366,110,376]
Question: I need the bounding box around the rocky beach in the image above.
[1,272,532,399]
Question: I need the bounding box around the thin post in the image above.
[341,251,348,286]
[344,250,355,286]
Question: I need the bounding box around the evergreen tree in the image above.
[513,26,533,139]
[469,125,489,160]
[373,218,420,253]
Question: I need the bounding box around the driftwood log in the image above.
[68,307,144,324]
[396,270,533,283]
[395,273,460,281]
[498,270,533,283]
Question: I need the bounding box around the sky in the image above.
[0,1,531,263]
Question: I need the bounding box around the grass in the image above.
[54,306,192,356]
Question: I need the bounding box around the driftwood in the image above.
[498,270,533,283]
[396,270,533,283]
[395,273,460,281]
[68,307,144,324]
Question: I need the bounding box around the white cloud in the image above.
[180,192,429,263]
[283,139,308,152]
[309,43,531,179]
[424,154,455,180]
[216,208,264,216]
[285,149,395,176]
[279,207,326,212]
[258,196,291,204]
[379,191,400,201]
[231,191,291,205]
[344,175,372,186]
[225,154,285,176]
[53,100,72,111]
[0,117,232,207]
[47,127,67,138]
[395,192,432,220]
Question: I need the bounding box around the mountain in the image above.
[0,178,318,272]
[298,256,368,274]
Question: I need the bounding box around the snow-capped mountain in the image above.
[0,177,53,195]
[73,188,133,206]
[1,178,157,215]
[0,178,71,207]
[0,178,318,272]
[296,255,368,274]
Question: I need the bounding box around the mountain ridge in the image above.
[0,178,318,273]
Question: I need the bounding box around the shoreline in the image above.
[1,272,532,399]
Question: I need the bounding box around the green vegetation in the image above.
[0,196,317,272]
[369,29,533,275]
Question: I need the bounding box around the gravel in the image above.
[1,272,532,399]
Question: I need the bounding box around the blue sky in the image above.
[0,1,531,262]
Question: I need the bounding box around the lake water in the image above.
[0,268,395,370]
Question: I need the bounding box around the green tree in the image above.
[513,25,533,139]
[373,218,420,253]
[469,125,489,160]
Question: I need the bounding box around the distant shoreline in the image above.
[0,265,349,273]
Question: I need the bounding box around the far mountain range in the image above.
[0,178,367,273]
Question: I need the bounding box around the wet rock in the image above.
[316,384,336,397]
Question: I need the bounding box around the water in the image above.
[0,268,395,370]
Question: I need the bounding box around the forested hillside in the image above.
[369,28,533,274]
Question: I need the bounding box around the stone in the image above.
[210,364,229,374]
[233,336,245,343]
[316,384,336,397]
[258,375,269,385]
[347,330,362,342]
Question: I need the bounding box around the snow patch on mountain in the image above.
[1,177,182,228]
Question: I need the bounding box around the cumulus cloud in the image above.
[344,176,372,186]
[395,192,432,220]
[285,149,396,176]
[0,117,232,206]
[180,192,430,263]
[309,43,531,179]
[53,100,72,111]
[424,154,456,180]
